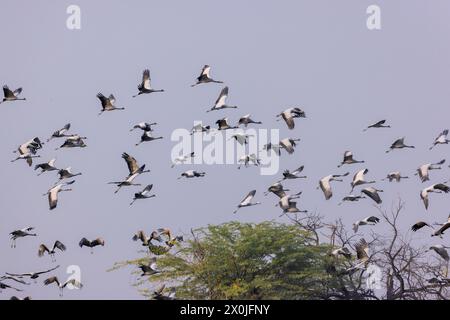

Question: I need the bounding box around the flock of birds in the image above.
[2,64,450,299]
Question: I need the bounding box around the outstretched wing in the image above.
[139,69,151,90]
[53,240,66,252]
[38,244,50,257]
[122,152,139,176]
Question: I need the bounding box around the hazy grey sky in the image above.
[1,1,450,299]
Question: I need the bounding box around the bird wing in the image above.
[355,239,369,261]
[48,188,59,210]
[434,183,450,193]
[38,244,50,257]
[63,279,83,289]
[320,178,332,200]
[122,152,139,175]
[201,65,210,78]
[361,188,382,204]
[132,230,146,243]
[44,276,60,287]
[214,87,228,107]
[108,94,116,104]
[3,85,14,98]
[35,265,60,275]
[96,93,109,108]
[91,238,105,247]
[411,221,427,232]
[240,190,256,206]
[282,112,295,129]
[142,184,153,195]
[79,237,90,248]
[366,216,380,223]
[13,88,22,96]
[140,69,151,90]
[53,240,66,252]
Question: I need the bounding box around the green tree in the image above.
[111,221,347,300]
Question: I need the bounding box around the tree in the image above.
[111,220,347,300]
[112,199,450,300]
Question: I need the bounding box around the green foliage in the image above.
[112,221,346,300]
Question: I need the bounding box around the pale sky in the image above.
[1,1,450,299]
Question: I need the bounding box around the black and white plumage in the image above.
[35,158,58,176]
[97,93,124,115]
[363,120,390,131]
[264,182,290,197]
[47,123,71,142]
[428,245,450,262]
[238,114,262,127]
[238,154,261,169]
[216,117,237,130]
[44,180,75,210]
[233,190,261,214]
[10,227,37,248]
[171,152,195,168]
[79,237,105,254]
[386,137,415,153]
[350,169,375,192]
[430,129,449,150]
[133,69,164,97]
[319,173,349,200]
[361,187,383,204]
[178,170,206,179]
[382,171,409,182]
[416,159,445,183]
[6,265,59,281]
[279,138,301,154]
[206,87,237,112]
[338,151,365,168]
[191,65,223,87]
[276,108,306,130]
[420,183,450,210]
[279,165,307,182]
[353,216,380,233]
[44,276,83,296]
[130,184,156,206]
[130,122,157,132]
[135,131,163,146]
[57,167,82,180]
[38,241,66,262]
[0,85,26,104]
[432,215,450,238]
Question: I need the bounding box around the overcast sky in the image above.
[1,1,450,299]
